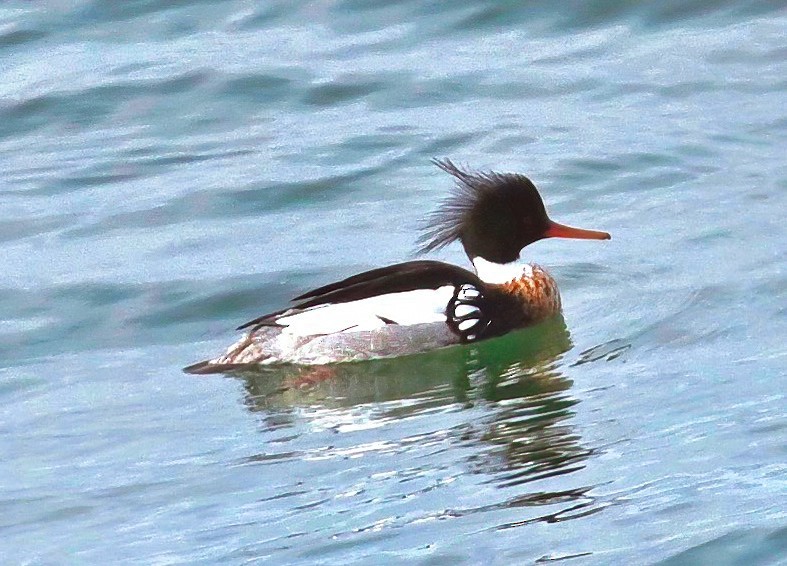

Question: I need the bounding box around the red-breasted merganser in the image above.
[184,159,610,373]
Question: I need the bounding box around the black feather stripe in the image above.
[294,260,484,308]
[235,306,292,330]
[293,260,479,301]
[235,260,485,331]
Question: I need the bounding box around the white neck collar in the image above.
[472,257,532,284]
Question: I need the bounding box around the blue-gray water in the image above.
[2,2,786,564]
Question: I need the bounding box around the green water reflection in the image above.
[234,317,592,494]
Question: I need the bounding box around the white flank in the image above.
[472,256,532,283]
[275,286,455,337]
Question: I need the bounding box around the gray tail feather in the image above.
[182,359,220,374]
[182,359,260,375]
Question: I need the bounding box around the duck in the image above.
[184,159,610,374]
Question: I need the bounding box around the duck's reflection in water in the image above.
[227,316,601,528]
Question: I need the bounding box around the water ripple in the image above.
[1,1,785,564]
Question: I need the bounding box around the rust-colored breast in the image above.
[488,264,561,330]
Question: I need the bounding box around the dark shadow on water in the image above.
[232,317,594,490]
[216,316,613,542]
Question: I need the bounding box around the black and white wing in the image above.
[237,260,493,341]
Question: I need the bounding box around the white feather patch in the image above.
[276,286,455,337]
[472,257,530,283]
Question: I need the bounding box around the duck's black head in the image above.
[418,159,610,264]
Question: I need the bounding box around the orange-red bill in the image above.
[544,220,611,240]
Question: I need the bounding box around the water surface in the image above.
[1,1,786,564]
